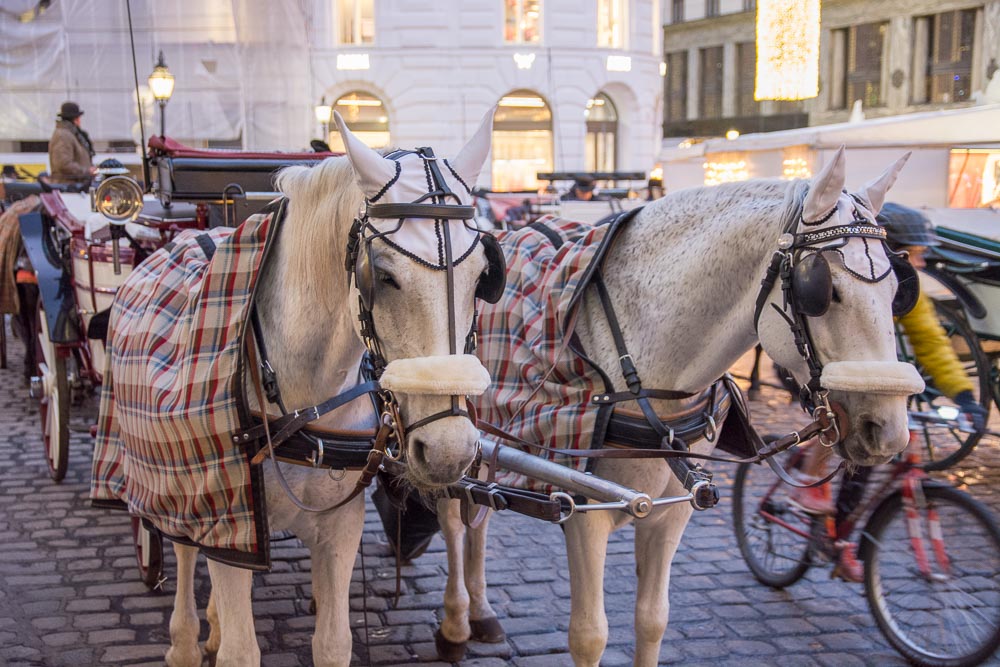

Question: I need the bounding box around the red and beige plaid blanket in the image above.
[91,207,280,569]
[474,215,629,491]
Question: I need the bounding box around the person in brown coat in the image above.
[48,101,96,187]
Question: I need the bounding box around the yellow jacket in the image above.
[897,290,973,399]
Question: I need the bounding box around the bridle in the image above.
[753,187,920,446]
[345,147,506,447]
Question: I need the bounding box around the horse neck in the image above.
[578,180,797,398]
[252,201,370,427]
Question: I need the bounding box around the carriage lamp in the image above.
[148,51,175,138]
[314,97,333,140]
[94,175,144,275]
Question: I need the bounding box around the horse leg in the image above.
[435,498,472,661]
[302,499,364,667]
[165,543,203,667]
[206,589,221,664]
[206,559,259,667]
[465,507,503,642]
[565,511,615,667]
[632,503,694,667]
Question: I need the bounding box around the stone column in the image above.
[687,46,700,120]
[722,41,737,118]
[829,29,847,110]
[886,17,911,110]
[911,16,929,105]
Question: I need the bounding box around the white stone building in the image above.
[0,0,665,191]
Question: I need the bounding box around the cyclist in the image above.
[790,201,987,582]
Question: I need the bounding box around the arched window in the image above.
[585,93,617,172]
[492,90,553,191]
[328,91,389,151]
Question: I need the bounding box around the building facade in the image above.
[661,0,1000,138]
[0,0,665,191]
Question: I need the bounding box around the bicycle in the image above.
[732,412,1000,667]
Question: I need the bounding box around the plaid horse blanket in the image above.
[474,214,632,491]
[91,205,282,570]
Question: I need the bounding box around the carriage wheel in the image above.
[131,516,165,591]
[35,303,69,483]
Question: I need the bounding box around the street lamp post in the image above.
[147,51,175,138]
[314,96,333,141]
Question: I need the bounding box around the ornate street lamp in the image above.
[147,51,175,137]
[314,96,333,140]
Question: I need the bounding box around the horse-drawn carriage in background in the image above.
[478,170,650,229]
[5,140,334,585]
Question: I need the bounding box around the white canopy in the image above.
[662,104,1000,161]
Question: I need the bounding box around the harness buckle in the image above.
[308,438,325,468]
[703,414,717,443]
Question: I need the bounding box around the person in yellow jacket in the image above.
[791,202,986,582]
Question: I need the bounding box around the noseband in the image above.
[345,148,506,447]
[753,189,922,445]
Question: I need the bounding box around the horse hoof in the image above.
[434,627,468,662]
[469,617,506,643]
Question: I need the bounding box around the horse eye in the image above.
[376,270,400,290]
[832,287,841,303]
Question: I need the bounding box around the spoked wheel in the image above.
[864,484,1000,667]
[35,303,69,482]
[903,302,990,471]
[732,446,815,588]
[131,516,165,591]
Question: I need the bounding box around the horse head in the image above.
[757,147,923,465]
[337,108,501,488]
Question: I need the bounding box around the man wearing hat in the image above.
[48,101,97,187]
[563,175,601,201]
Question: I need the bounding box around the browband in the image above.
[795,224,887,247]
[367,202,476,220]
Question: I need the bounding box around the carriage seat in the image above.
[148,136,341,208]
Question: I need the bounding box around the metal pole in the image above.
[158,100,166,137]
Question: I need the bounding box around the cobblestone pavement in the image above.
[0,330,998,666]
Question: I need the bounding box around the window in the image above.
[336,0,374,45]
[736,42,759,117]
[664,50,688,123]
[949,148,1000,208]
[585,93,617,172]
[699,46,724,119]
[492,91,553,191]
[505,0,542,43]
[597,0,627,49]
[671,0,683,23]
[706,0,719,18]
[846,22,887,108]
[328,91,389,151]
[925,9,976,103]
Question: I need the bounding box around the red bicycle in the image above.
[732,413,1000,667]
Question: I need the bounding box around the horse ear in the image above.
[802,145,846,222]
[334,111,397,199]
[448,106,496,189]
[861,152,911,215]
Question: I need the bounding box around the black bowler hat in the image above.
[574,176,595,192]
[58,101,83,120]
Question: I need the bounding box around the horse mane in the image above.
[273,155,366,285]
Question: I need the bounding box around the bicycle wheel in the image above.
[902,301,990,471]
[864,483,1000,667]
[732,448,815,588]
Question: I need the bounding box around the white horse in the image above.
[436,149,921,666]
[150,111,498,666]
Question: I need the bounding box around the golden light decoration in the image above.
[755,0,821,101]
[782,157,812,179]
[703,156,749,186]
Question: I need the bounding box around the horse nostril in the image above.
[862,417,882,444]
[409,436,428,467]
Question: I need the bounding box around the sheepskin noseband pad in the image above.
[820,361,925,396]
[379,354,491,396]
